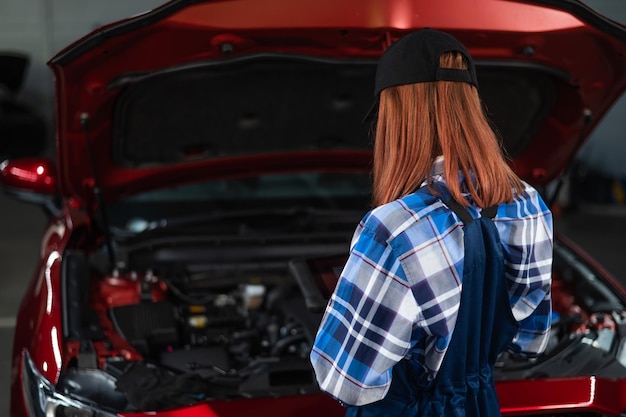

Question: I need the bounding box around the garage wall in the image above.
[0,0,165,153]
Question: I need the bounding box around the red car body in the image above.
[3,0,626,416]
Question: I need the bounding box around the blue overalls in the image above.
[346,197,519,417]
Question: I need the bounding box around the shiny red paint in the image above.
[9,205,91,417]
[0,158,57,195]
[165,0,583,32]
[119,393,345,417]
[497,377,626,416]
[95,275,169,307]
[47,0,626,208]
[12,243,63,384]
[113,378,626,417]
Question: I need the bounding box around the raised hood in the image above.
[48,0,626,207]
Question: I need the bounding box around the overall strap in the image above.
[412,197,516,417]
[445,198,497,224]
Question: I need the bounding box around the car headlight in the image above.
[21,350,118,417]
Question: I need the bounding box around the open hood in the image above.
[48,0,626,207]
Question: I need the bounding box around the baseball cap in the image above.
[364,28,478,121]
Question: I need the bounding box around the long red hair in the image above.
[372,52,524,207]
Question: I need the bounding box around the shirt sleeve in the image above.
[309,215,420,406]
[500,188,554,357]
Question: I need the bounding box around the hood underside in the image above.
[48,0,626,205]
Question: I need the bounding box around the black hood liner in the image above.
[113,56,376,167]
[113,55,556,167]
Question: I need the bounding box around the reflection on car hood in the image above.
[48,0,626,206]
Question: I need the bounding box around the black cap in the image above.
[364,28,478,121]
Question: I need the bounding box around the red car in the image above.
[3,0,626,416]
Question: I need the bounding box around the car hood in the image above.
[48,0,626,207]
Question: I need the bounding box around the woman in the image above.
[310,29,553,417]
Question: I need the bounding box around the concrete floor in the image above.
[0,192,625,416]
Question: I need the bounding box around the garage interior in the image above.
[1,0,626,414]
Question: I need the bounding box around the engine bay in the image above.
[56,238,626,412]
[59,247,330,411]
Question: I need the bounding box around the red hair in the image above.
[372,52,524,207]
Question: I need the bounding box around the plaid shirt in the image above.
[310,162,553,407]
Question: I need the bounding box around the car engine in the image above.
[56,238,626,412]
[59,248,325,411]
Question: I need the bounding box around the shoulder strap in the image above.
[445,198,473,225]
[445,198,497,225]
[481,204,498,220]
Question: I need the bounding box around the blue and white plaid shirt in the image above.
[310,160,553,406]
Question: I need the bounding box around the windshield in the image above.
[107,171,372,234]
